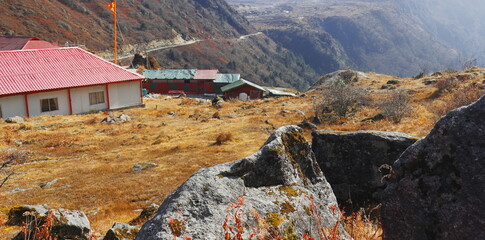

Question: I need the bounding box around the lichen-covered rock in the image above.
[135,126,349,240]
[129,204,160,226]
[50,209,91,239]
[104,223,140,240]
[6,205,49,226]
[381,96,485,240]
[312,130,417,211]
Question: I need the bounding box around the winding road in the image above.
[105,32,263,61]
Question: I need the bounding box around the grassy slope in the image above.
[0,68,484,238]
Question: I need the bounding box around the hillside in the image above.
[229,0,485,77]
[1,67,484,238]
[0,0,317,90]
[0,0,252,49]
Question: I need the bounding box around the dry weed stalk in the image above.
[217,194,382,240]
[21,211,56,240]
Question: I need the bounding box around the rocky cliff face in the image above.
[135,126,349,239]
[231,0,485,77]
[381,96,485,239]
[263,28,349,74]
[254,1,459,77]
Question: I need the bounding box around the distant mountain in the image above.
[229,0,485,77]
[0,0,317,90]
[395,0,485,64]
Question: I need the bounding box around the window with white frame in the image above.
[41,98,59,112]
[89,91,105,105]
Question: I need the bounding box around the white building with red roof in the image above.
[0,47,143,118]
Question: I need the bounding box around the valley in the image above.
[229,0,485,77]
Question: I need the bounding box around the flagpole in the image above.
[113,0,117,64]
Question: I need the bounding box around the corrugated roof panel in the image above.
[143,69,196,79]
[214,74,240,83]
[194,69,218,80]
[221,79,267,92]
[0,47,142,96]
[22,40,60,50]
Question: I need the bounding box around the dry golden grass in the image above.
[0,68,483,238]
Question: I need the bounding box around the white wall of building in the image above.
[70,85,107,114]
[27,90,70,117]
[108,81,141,109]
[0,95,27,118]
[0,81,141,118]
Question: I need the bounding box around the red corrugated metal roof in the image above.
[194,69,218,80]
[22,39,60,50]
[0,47,142,96]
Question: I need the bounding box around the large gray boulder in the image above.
[136,126,349,240]
[312,130,418,211]
[381,96,485,239]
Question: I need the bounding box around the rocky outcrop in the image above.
[129,204,160,226]
[381,96,485,239]
[136,126,349,240]
[50,209,91,239]
[104,223,140,240]
[5,116,24,123]
[312,130,417,211]
[13,207,91,240]
[311,70,366,89]
[6,205,49,226]
[101,114,131,124]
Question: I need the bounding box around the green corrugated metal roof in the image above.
[214,74,241,83]
[221,79,267,92]
[142,69,196,79]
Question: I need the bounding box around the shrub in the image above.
[432,86,484,117]
[20,211,56,240]
[339,70,359,84]
[452,85,483,107]
[57,21,72,31]
[380,90,411,123]
[413,72,425,79]
[215,132,234,145]
[58,0,91,14]
[221,195,381,240]
[315,80,367,119]
[434,77,458,94]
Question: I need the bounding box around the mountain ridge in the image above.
[0,0,317,90]
[229,0,485,77]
